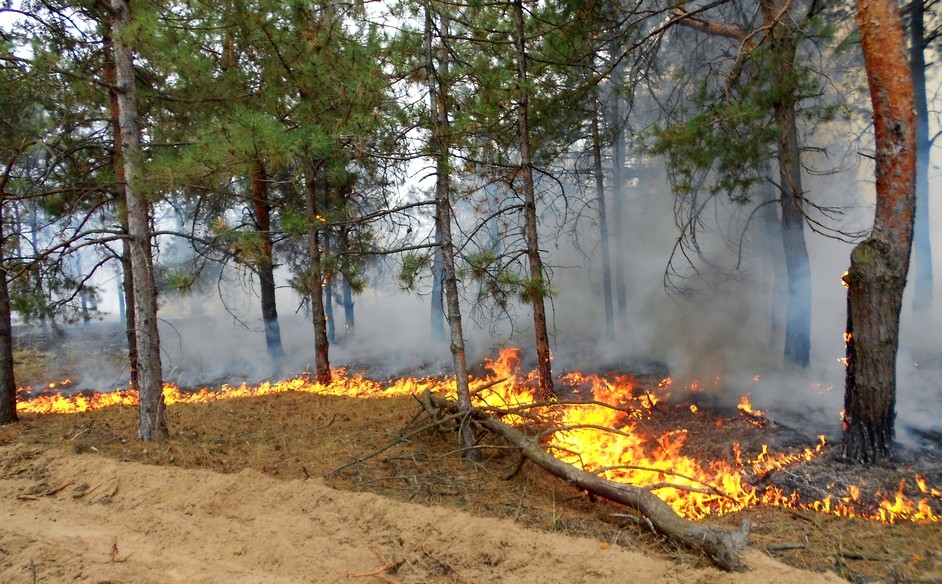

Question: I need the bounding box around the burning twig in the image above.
[477,398,644,420]
[469,377,508,396]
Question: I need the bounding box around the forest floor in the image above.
[1,329,941,583]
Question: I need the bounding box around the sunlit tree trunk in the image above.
[251,158,285,358]
[303,159,331,384]
[842,0,916,463]
[910,0,933,312]
[111,0,166,440]
[513,0,554,398]
[426,0,478,459]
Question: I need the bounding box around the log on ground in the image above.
[428,393,749,572]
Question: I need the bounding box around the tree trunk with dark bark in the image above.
[842,0,916,463]
[513,0,554,399]
[251,159,285,359]
[111,0,166,440]
[119,216,138,391]
[304,160,332,385]
[0,201,17,424]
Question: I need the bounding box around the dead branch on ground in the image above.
[428,392,749,572]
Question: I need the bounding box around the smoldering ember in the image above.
[1,0,941,582]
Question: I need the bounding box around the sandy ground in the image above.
[0,444,843,584]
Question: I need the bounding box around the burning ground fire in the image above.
[15,348,941,524]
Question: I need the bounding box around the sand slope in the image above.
[0,444,840,583]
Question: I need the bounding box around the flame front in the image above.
[15,348,940,523]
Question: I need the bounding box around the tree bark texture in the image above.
[426,1,478,460]
[428,394,748,571]
[111,0,166,440]
[842,0,916,462]
[513,0,554,399]
[303,160,332,385]
[910,0,933,312]
[251,159,285,359]
[103,23,139,391]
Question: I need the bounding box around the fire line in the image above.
[15,347,940,524]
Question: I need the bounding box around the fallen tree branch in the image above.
[429,393,749,571]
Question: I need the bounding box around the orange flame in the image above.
[15,348,940,524]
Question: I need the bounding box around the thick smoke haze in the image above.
[27,126,942,448]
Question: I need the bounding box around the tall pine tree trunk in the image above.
[759,165,787,352]
[119,217,138,390]
[591,92,614,340]
[764,0,811,368]
[111,0,166,440]
[426,1,478,459]
[609,60,628,325]
[842,0,916,463]
[775,101,812,368]
[104,23,138,390]
[251,159,285,358]
[303,160,331,385]
[513,0,554,398]
[0,199,17,424]
[910,0,933,312]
